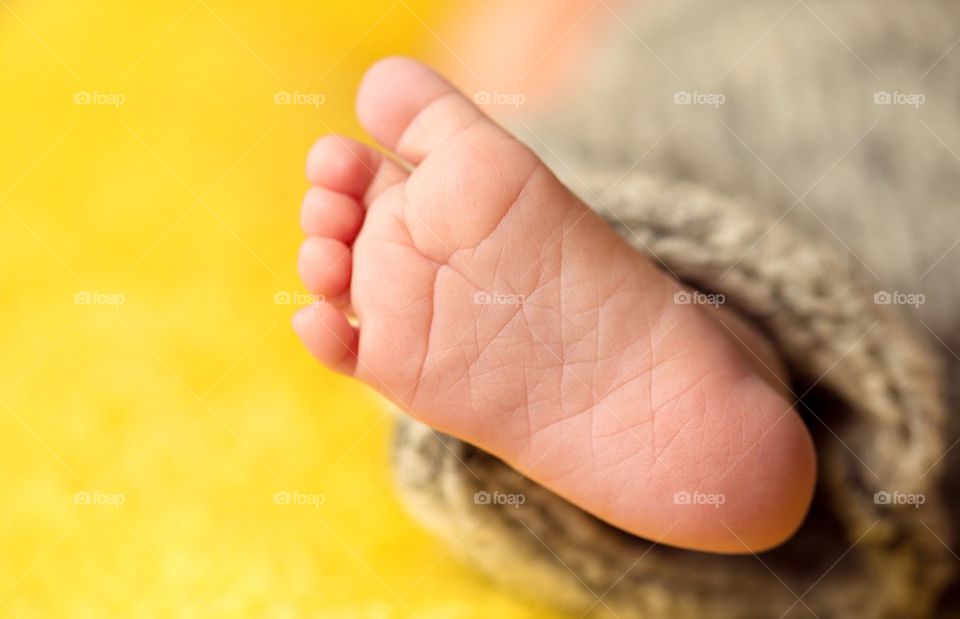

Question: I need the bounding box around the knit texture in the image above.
[390,0,960,615]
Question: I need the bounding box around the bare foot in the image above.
[294,58,815,553]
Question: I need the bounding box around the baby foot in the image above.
[294,58,815,553]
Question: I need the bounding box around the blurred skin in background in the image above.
[437,0,630,112]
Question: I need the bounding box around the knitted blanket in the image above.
[390,0,960,616]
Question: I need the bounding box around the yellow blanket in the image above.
[0,1,563,615]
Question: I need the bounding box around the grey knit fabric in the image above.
[389,0,960,616]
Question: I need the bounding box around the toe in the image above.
[363,153,409,205]
[301,186,365,242]
[306,134,409,207]
[298,237,352,298]
[306,135,380,198]
[357,56,494,164]
[293,303,358,375]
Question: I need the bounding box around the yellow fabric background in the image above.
[0,1,565,615]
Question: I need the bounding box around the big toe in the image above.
[357,56,493,165]
[355,56,545,259]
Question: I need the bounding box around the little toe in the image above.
[293,303,358,375]
[298,236,352,299]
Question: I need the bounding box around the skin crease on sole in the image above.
[293,56,816,554]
